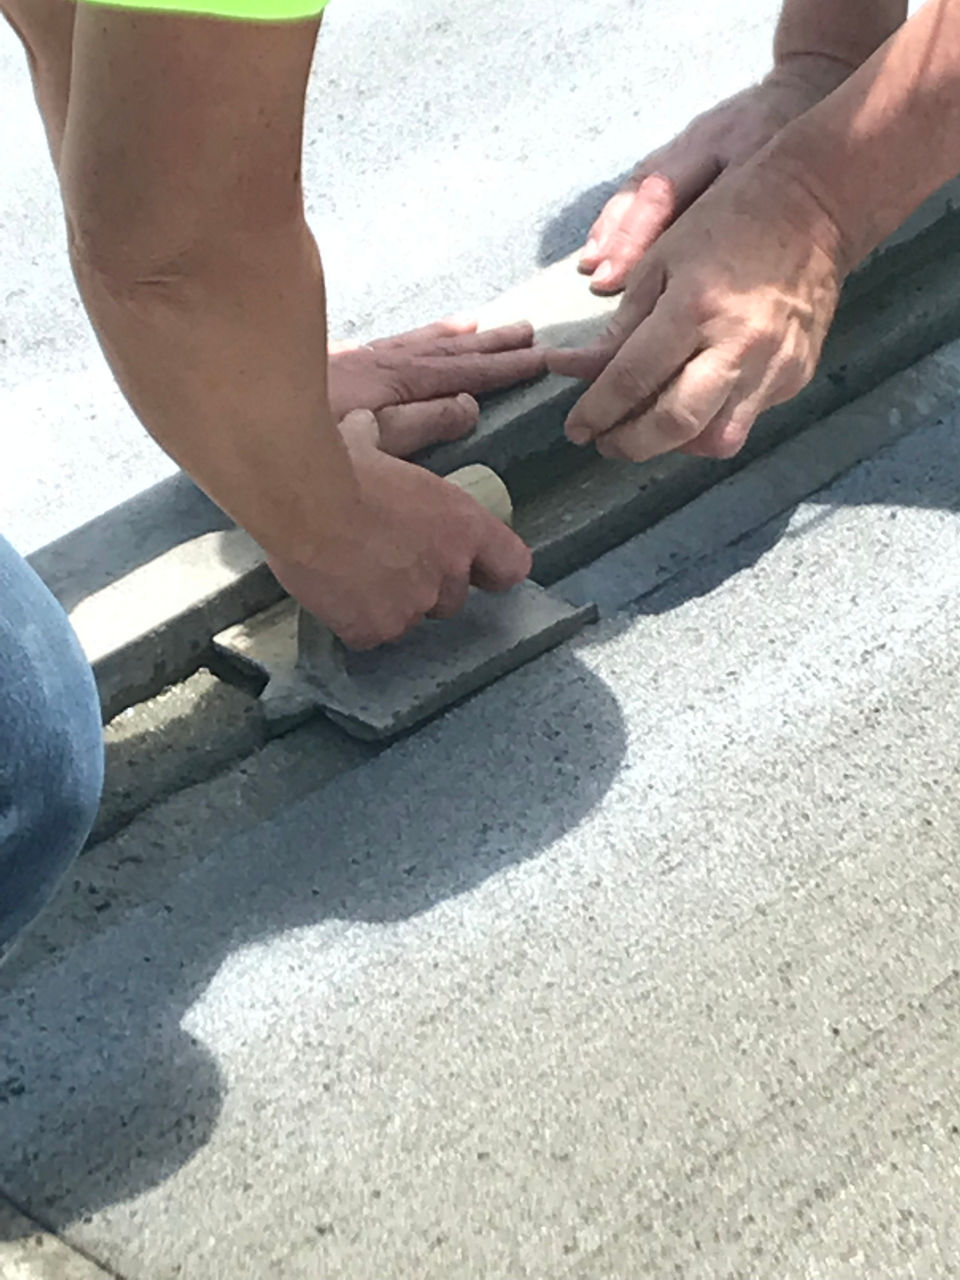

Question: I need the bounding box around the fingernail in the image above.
[593,261,614,284]
[567,426,590,446]
[457,392,479,413]
[582,239,599,260]
[641,173,673,201]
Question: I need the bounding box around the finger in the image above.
[400,321,536,358]
[337,408,382,453]
[594,348,740,462]
[469,519,533,592]
[367,316,478,350]
[547,261,667,383]
[588,161,724,294]
[580,181,645,272]
[564,299,696,445]
[390,347,547,402]
[375,394,479,458]
[428,573,471,620]
[544,333,620,383]
[680,386,764,460]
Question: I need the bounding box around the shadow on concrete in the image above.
[0,636,627,1238]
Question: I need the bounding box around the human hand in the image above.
[328,317,546,458]
[268,410,532,649]
[547,154,850,463]
[579,57,851,294]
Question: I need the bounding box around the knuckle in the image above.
[689,288,719,328]
[607,359,653,404]
[738,322,778,359]
[656,407,702,445]
[713,426,750,459]
[776,349,814,398]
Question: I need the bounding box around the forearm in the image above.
[71,220,359,563]
[768,0,960,269]
[773,0,908,73]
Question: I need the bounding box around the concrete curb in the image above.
[34,193,960,721]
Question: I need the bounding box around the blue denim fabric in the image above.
[0,534,104,965]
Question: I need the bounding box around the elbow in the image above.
[65,203,311,302]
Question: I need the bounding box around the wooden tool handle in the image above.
[444,465,513,528]
[296,463,514,686]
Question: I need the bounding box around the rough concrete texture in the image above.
[0,1198,113,1279]
[558,336,960,614]
[93,668,373,846]
[4,393,960,1276]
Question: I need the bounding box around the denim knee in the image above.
[1,537,105,961]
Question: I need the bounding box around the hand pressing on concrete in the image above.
[548,155,848,462]
[328,318,545,458]
[330,317,542,458]
[268,411,531,649]
[578,58,850,296]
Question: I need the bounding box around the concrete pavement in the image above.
[4,384,960,1276]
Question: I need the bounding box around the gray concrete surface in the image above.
[2,0,784,556]
[4,387,960,1276]
[0,1196,114,1279]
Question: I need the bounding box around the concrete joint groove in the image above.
[32,202,960,723]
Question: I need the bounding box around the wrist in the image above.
[742,142,857,282]
[767,52,855,98]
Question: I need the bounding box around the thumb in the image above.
[468,512,532,592]
[338,408,382,453]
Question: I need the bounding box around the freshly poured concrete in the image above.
[4,397,960,1275]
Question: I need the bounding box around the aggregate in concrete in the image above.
[0,1197,113,1279]
[4,394,960,1276]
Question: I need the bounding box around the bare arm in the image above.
[56,7,530,644]
[550,2,958,466]
[773,0,908,74]
[61,7,355,564]
[770,0,960,269]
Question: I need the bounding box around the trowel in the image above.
[212,463,596,741]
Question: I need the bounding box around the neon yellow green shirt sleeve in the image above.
[79,0,328,21]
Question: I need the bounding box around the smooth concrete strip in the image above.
[70,529,282,722]
[6,409,960,1276]
[0,1198,115,1279]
